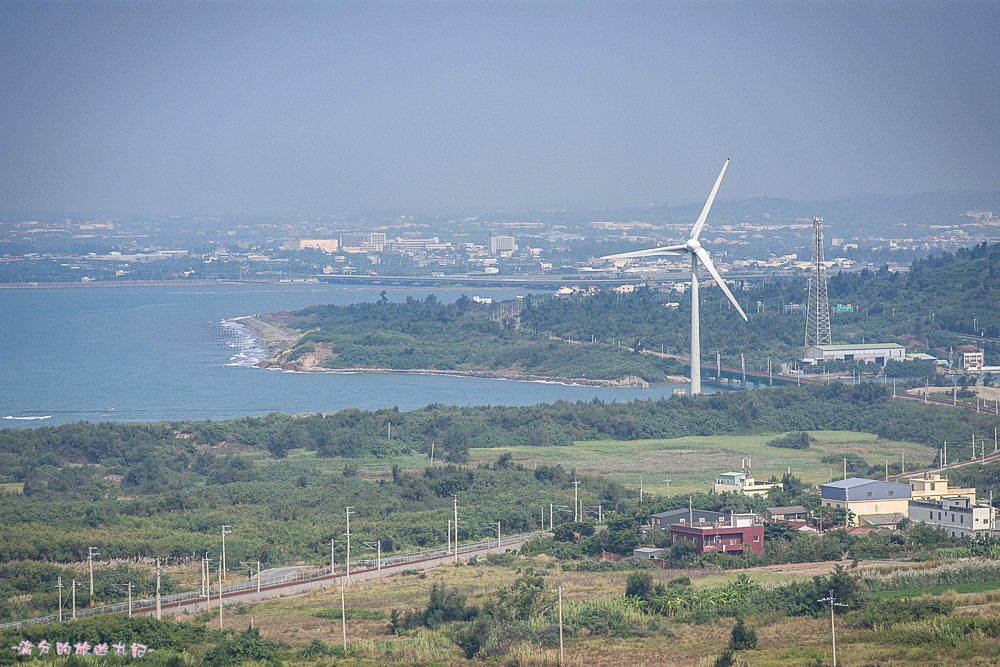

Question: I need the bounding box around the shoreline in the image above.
[255,362,659,388]
[0,279,266,289]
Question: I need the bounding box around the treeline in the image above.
[264,242,998,382]
[273,293,683,381]
[0,462,569,563]
[522,241,999,367]
[2,385,997,490]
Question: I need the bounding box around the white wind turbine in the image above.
[602,159,747,395]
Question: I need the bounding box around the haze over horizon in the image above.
[2,1,998,216]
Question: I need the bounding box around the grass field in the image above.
[276,431,933,497]
[175,555,1000,666]
[871,580,1000,599]
[469,430,934,495]
[0,482,24,494]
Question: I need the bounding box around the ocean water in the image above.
[0,283,696,426]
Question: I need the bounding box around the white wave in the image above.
[4,415,53,421]
[219,318,266,367]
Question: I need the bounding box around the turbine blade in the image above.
[601,244,687,260]
[694,247,748,321]
[690,159,729,240]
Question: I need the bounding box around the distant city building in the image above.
[820,478,911,526]
[804,343,906,366]
[340,232,386,253]
[713,471,781,498]
[340,233,369,252]
[908,497,996,539]
[299,238,340,253]
[388,237,442,252]
[490,235,517,254]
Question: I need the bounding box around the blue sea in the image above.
[0,283,696,426]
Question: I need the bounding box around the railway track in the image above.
[0,531,548,631]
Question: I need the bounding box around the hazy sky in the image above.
[1,1,998,215]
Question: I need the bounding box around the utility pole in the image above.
[56,577,63,622]
[331,538,336,575]
[155,557,162,620]
[88,546,99,607]
[740,352,746,384]
[549,503,553,531]
[598,504,603,523]
[364,541,382,570]
[128,581,132,617]
[221,525,232,582]
[257,560,261,593]
[843,457,847,480]
[340,577,347,650]
[662,479,672,498]
[204,553,211,612]
[639,474,644,502]
[817,589,847,666]
[554,585,565,666]
[71,579,76,619]
[944,440,948,466]
[218,557,224,630]
[430,441,435,464]
[345,507,354,584]
[453,496,459,563]
[497,521,501,549]
[572,479,581,522]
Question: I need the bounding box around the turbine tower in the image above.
[602,159,747,395]
[805,217,832,347]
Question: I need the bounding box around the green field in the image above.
[469,430,934,495]
[280,430,936,496]
[871,580,1000,599]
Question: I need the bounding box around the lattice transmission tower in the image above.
[805,217,832,347]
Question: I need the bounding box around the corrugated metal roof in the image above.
[812,343,904,351]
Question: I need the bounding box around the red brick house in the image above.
[669,512,764,556]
